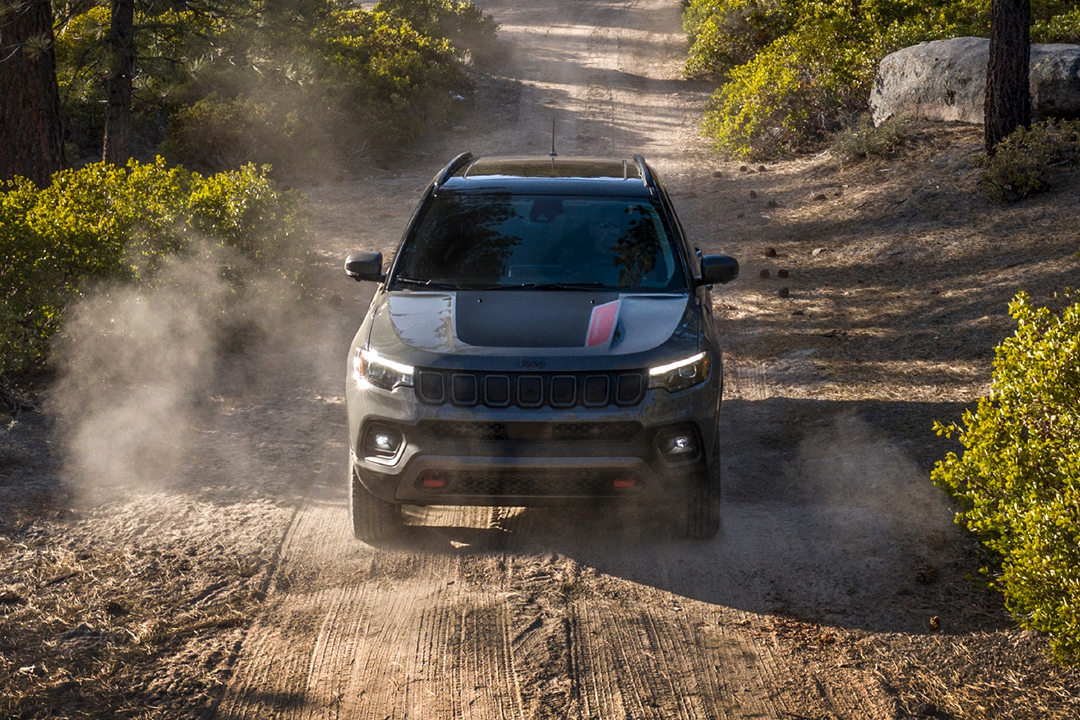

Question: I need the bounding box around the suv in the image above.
[343,153,738,541]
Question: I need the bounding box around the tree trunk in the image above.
[0,0,65,186]
[985,0,1031,153]
[102,0,135,165]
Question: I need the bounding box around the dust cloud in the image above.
[46,240,345,502]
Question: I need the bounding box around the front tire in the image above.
[684,453,721,540]
[349,464,402,542]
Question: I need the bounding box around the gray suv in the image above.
[344,153,738,541]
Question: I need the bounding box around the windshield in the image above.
[392,193,688,291]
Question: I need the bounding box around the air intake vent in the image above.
[452,374,478,405]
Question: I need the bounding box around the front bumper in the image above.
[347,373,720,507]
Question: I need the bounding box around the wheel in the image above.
[349,463,402,542]
[684,451,721,540]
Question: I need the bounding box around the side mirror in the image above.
[698,254,739,286]
[344,251,385,283]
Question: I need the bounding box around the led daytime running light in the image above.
[362,349,414,377]
[649,352,706,378]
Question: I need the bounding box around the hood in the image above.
[365,290,696,366]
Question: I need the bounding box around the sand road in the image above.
[211,2,963,718]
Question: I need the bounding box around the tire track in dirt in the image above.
[214,2,906,718]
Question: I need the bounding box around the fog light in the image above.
[656,426,702,464]
[363,425,403,461]
[662,434,697,456]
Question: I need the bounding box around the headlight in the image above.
[353,348,414,391]
[648,352,710,393]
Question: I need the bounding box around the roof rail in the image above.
[435,152,474,188]
[632,154,655,190]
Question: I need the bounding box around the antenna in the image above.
[549,117,557,157]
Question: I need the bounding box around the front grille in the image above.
[420,469,640,496]
[417,420,643,443]
[416,369,646,409]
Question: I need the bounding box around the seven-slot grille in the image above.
[416,369,645,409]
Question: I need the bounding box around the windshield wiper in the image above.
[393,277,461,291]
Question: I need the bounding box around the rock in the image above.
[759,269,771,279]
[765,199,780,208]
[812,247,826,256]
[764,247,778,257]
[777,269,789,278]
[712,170,723,178]
[757,165,767,172]
[749,189,758,199]
[777,286,790,298]
[813,193,827,201]
[739,165,748,172]
[872,37,1080,125]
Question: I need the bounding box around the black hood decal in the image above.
[454,291,619,347]
[365,290,693,364]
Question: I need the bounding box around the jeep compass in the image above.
[343,153,738,541]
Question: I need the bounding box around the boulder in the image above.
[871,37,1080,125]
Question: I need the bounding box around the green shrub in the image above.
[0,159,307,377]
[1034,8,1080,42]
[683,0,794,79]
[161,96,275,175]
[701,14,877,157]
[317,9,469,148]
[688,0,1080,157]
[933,291,1080,664]
[55,1,489,173]
[977,120,1080,203]
[377,0,499,61]
[831,115,911,161]
[162,6,478,172]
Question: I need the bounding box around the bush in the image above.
[683,0,794,79]
[376,0,500,61]
[701,13,877,157]
[977,120,1080,203]
[933,291,1080,664]
[0,159,307,377]
[54,1,492,174]
[831,115,911,161]
[316,9,469,148]
[161,6,481,172]
[688,0,1080,157]
[1033,5,1080,43]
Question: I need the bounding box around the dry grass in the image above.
[699,121,1080,408]
[0,497,292,719]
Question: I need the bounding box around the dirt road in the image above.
[211,2,974,718]
[6,1,1080,719]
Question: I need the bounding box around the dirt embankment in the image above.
[3,1,1080,719]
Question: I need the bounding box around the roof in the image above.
[434,154,657,197]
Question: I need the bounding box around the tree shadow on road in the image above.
[389,396,1007,638]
